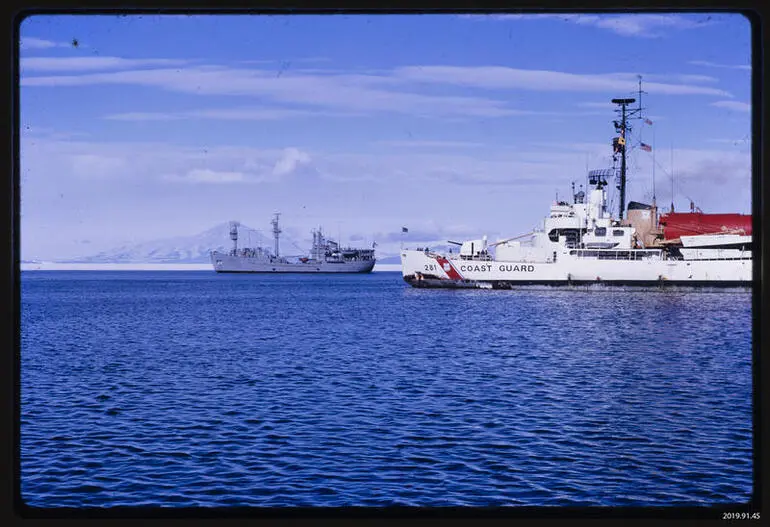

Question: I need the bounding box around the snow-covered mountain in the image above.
[62,221,406,265]
[65,223,251,264]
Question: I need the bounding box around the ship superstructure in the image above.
[400,83,751,289]
[211,213,376,273]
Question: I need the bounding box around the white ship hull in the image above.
[211,251,375,273]
[401,250,751,289]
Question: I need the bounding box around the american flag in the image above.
[644,118,653,126]
[402,227,408,233]
[640,142,652,152]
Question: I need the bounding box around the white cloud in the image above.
[22,60,734,122]
[312,147,614,187]
[578,101,616,109]
[20,37,70,50]
[295,57,332,63]
[171,169,246,183]
[707,136,751,146]
[104,112,183,121]
[642,73,719,84]
[69,153,127,178]
[394,66,732,97]
[459,13,712,37]
[192,107,327,120]
[671,150,751,186]
[375,221,491,243]
[22,136,292,184]
[675,74,720,84]
[22,64,522,118]
[689,60,751,71]
[20,124,91,140]
[571,14,709,37]
[21,130,749,194]
[273,148,311,176]
[21,56,188,72]
[105,107,341,121]
[710,100,751,112]
[235,59,275,65]
[374,140,484,148]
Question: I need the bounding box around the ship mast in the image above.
[271,213,282,258]
[229,221,240,255]
[611,75,646,220]
[611,98,634,220]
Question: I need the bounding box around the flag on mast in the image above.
[640,142,652,152]
[401,227,408,233]
[644,118,653,126]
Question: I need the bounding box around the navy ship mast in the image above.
[229,220,240,256]
[271,213,282,258]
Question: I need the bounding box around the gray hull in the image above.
[211,252,375,273]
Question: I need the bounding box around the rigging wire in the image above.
[623,125,684,205]
[239,225,311,257]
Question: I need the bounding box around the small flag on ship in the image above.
[640,142,652,152]
[644,118,653,125]
[402,227,408,233]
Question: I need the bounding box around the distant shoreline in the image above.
[20,262,402,272]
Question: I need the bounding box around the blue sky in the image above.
[19,13,752,260]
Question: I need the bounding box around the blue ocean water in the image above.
[20,271,753,508]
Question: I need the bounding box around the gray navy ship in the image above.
[210,213,376,273]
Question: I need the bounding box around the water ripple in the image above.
[20,272,753,507]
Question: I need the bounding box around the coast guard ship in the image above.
[400,88,752,289]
